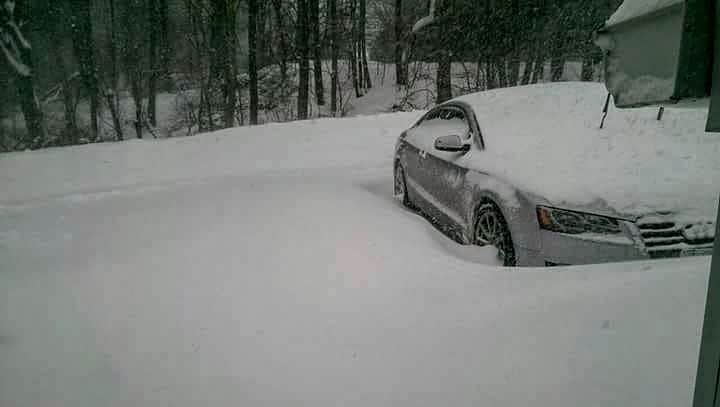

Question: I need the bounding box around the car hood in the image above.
[453,83,720,222]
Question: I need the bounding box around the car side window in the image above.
[425,109,442,123]
[441,107,470,138]
[417,107,468,129]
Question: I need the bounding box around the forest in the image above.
[0,0,621,152]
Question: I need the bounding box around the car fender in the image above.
[461,171,544,252]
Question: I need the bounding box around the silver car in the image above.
[393,83,717,266]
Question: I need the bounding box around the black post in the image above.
[692,197,720,407]
[706,0,720,132]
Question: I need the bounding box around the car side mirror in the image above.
[434,135,470,153]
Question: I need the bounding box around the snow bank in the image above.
[0,112,422,206]
[455,82,719,219]
[606,0,684,26]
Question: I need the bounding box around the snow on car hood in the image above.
[454,82,720,220]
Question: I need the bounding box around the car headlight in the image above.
[536,206,623,235]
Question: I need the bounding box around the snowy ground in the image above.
[0,110,712,407]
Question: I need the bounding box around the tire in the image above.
[474,202,517,266]
[394,164,411,207]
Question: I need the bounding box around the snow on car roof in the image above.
[605,0,684,26]
[453,82,719,219]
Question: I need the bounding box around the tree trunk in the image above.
[61,81,77,145]
[531,53,544,84]
[549,35,564,82]
[158,0,171,89]
[17,76,45,148]
[271,0,288,82]
[107,0,123,140]
[487,61,498,89]
[394,0,406,85]
[508,54,520,87]
[249,0,259,124]
[349,0,362,97]
[475,59,483,90]
[329,0,338,115]
[357,41,364,90]
[297,0,310,119]
[361,38,372,89]
[209,0,238,128]
[56,53,78,145]
[122,0,145,138]
[104,90,123,141]
[70,0,99,141]
[1,11,45,146]
[436,56,452,104]
[359,0,372,89]
[310,0,325,106]
[520,54,533,85]
[581,52,594,81]
[131,72,143,139]
[255,2,270,67]
[550,57,564,81]
[497,58,507,88]
[224,4,238,128]
[350,45,361,98]
[147,0,160,126]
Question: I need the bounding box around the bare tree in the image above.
[349,0,361,97]
[271,0,289,82]
[70,0,100,141]
[46,2,79,145]
[248,0,259,124]
[120,0,147,138]
[147,0,161,127]
[359,0,371,89]
[54,52,79,145]
[310,0,325,106]
[158,0,171,86]
[531,52,544,84]
[520,50,534,85]
[106,0,123,140]
[0,0,45,147]
[209,0,239,128]
[436,58,451,103]
[329,0,339,115]
[297,0,310,119]
[394,0,406,85]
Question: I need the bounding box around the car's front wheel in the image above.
[474,202,517,266]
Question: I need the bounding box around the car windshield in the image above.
[0,0,717,406]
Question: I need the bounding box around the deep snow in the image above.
[0,92,714,407]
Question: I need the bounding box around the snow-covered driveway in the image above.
[0,113,711,407]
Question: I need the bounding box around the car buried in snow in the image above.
[393,82,718,266]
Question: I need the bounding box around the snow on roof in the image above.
[606,0,684,26]
[453,82,719,218]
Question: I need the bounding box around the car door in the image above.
[401,107,446,209]
[422,106,475,224]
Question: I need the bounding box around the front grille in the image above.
[636,217,715,259]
